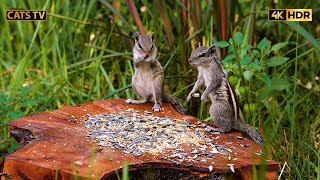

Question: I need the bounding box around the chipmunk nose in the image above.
[188,58,192,63]
[144,54,149,59]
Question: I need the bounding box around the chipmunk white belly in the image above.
[132,64,154,97]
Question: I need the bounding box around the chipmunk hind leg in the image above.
[149,74,163,112]
[209,102,233,132]
[125,90,149,104]
[125,97,148,104]
[151,82,163,112]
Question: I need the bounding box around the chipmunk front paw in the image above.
[201,95,209,102]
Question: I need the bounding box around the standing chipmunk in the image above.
[187,44,263,146]
[125,32,185,114]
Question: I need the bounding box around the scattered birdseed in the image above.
[193,93,200,98]
[83,110,223,158]
[229,164,235,173]
[208,165,213,172]
[240,144,250,148]
[236,136,243,139]
[254,150,263,156]
[191,150,198,154]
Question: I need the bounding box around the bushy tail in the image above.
[163,92,186,115]
[236,119,263,146]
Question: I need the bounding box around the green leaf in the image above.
[8,140,19,153]
[241,44,253,52]
[240,54,250,65]
[258,37,268,50]
[271,42,287,51]
[258,73,271,87]
[213,41,229,48]
[229,37,233,44]
[234,32,243,45]
[251,50,259,56]
[223,54,235,62]
[228,46,234,53]
[248,60,264,70]
[269,78,291,90]
[257,88,272,100]
[266,50,271,56]
[266,57,289,67]
[267,44,271,49]
[243,70,253,81]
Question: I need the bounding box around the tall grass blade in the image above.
[285,22,320,51]
[99,0,135,33]
[122,161,129,180]
[241,0,256,57]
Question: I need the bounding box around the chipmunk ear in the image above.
[135,32,140,43]
[150,32,154,41]
[206,46,216,56]
[198,42,201,47]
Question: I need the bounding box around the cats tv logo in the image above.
[6,10,47,21]
[269,9,312,21]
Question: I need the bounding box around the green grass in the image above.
[1,0,320,179]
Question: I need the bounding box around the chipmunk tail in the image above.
[163,92,186,115]
[237,119,263,146]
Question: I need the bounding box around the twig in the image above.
[278,161,290,180]
[155,0,173,47]
[125,0,144,34]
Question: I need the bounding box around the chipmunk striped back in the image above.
[188,44,263,146]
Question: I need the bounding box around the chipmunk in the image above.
[125,32,185,114]
[187,43,263,146]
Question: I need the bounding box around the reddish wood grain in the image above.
[3,99,278,179]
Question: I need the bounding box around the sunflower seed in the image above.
[229,164,235,173]
[208,165,213,172]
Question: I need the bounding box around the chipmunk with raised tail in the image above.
[187,44,263,146]
[125,32,185,114]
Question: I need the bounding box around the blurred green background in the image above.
[0,0,319,179]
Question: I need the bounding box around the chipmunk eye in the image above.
[199,53,205,57]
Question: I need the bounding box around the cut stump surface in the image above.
[3,99,278,179]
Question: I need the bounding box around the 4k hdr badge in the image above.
[268,9,312,21]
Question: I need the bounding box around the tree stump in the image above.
[3,99,278,179]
